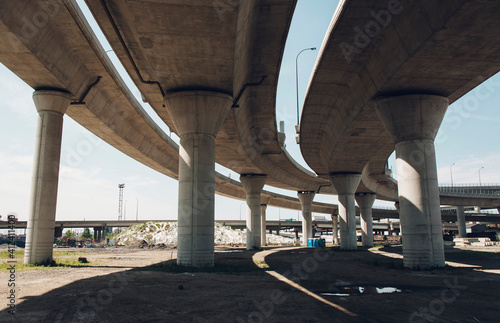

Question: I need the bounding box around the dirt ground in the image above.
[0,245,499,322]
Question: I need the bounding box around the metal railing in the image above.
[439,184,500,198]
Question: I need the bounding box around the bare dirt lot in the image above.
[1,245,499,322]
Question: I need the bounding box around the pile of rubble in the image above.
[115,221,293,247]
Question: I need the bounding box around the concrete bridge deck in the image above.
[300,0,500,201]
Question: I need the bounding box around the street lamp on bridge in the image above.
[450,163,455,187]
[479,166,485,193]
[296,47,317,129]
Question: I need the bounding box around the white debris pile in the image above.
[116,222,177,246]
[115,221,293,246]
[214,224,246,244]
[267,233,294,245]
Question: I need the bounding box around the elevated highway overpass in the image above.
[0,0,498,268]
[300,0,500,268]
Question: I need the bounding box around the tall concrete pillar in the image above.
[331,214,339,245]
[240,174,267,250]
[261,204,267,246]
[456,206,466,238]
[298,191,315,246]
[376,94,447,269]
[355,193,376,247]
[25,90,71,265]
[394,201,402,236]
[330,173,362,250]
[164,91,232,267]
[54,226,63,238]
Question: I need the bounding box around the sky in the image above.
[0,0,499,224]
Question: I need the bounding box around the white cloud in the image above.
[437,152,500,185]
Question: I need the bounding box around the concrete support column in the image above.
[331,214,339,245]
[376,94,448,269]
[240,174,267,250]
[394,201,402,236]
[54,226,63,238]
[261,204,267,246]
[456,206,466,238]
[164,91,232,267]
[298,191,315,246]
[355,193,376,247]
[330,173,362,250]
[25,90,71,265]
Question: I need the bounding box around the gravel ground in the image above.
[1,245,499,322]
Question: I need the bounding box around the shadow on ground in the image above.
[1,246,499,322]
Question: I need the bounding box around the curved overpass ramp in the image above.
[0,0,337,212]
[301,0,500,197]
[300,0,500,268]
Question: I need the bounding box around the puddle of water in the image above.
[321,293,351,297]
[321,286,402,297]
[359,287,401,294]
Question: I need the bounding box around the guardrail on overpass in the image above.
[439,185,500,198]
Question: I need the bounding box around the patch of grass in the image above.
[254,260,269,269]
[0,250,86,259]
[0,250,24,259]
[53,257,93,267]
[0,257,95,272]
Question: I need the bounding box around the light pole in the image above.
[479,167,484,193]
[239,202,245,221]
[296,47,317,126]
[136,198,139,221]
[450,163,455,187]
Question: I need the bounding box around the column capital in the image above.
[297,191,315,205]
[329,173,362,195]
[375,94,448,143]
[240,174,267,195]
[33,90,72,115]
[164,90,232,137]
[355,193,376,208]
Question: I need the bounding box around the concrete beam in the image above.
[240,174,267,250]
[355,193,376,247]
[25,90,71,265]
[298,191,315,246]
[164,91,232,267]
[376,94,447,269]
[330,173,362,250]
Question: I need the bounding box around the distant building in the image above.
[467,224,486,233]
